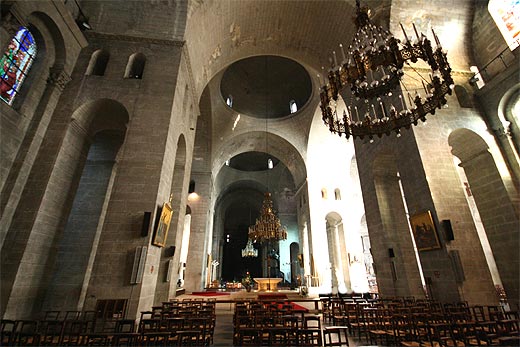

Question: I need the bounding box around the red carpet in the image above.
[257,293,288,300]
[288,302,309,312]
[190,291,230,297]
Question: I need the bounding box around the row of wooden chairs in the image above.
[329,300,519,347]
[1,316,214,346]
[233,300,350,346]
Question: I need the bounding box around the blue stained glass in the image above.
[1,27,37,105]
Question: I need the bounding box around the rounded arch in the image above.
[27,11,66,67]
[184,1,391,101]
[214,183,264,281]
[448,128,490,161]
[212,131,307,187]
[325,211,343,226]
[124,52,146,79]
[448,127,520,309]
[85,49,109,76]
[497,84,520,153]
[70,98,129,137]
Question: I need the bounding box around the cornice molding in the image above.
[85,31,185,47]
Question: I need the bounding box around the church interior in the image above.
[0,0,519,345]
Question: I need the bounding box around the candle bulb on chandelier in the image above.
[317,73,323,86]
[400,22,409,42]
[412,23,421,42]
[399,94,406,112]
[332,51,338,67]
[432,27,441,47]
[339,43,346,62]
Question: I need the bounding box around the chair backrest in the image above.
[1,319,17,345]
[43,311,61,320]
[115,319,135,333]
[303,315,322,330]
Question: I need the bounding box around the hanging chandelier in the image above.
[248,192,287,243]
[319,0,454,141]
[241,238,258,258]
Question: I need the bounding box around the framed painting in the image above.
[410,210,441,251]
[152,202,173,247]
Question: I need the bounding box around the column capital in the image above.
[47,66,71,91]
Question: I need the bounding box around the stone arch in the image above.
[214,183,264,281]
[324,211,348,293]
[184,1,370,100]
[289,242,300,285]
[498,84,520,155]
[70,98,129,136]
[37,99,129,313]
[449,128,520,309]
[124,52,146,79]
[86,49,109,76]
[154,134,188,304]
[212,131,307,187]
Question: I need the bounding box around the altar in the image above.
[254,277,283,292]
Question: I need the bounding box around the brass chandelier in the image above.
[241,238,258,258]
[248,192,287,244]
[319,0,454,140]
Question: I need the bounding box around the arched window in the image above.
[488,0,520,50]
[334,188,341,200]
[290,100,298,113]
[267,158,273,169]
[124,53,146,79]
[321,188,328,199]
[86,49,109,76]
[226,95,233,107]
[1,27,37,106]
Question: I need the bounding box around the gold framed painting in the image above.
[152,202,173,247]
[410,210,441,251]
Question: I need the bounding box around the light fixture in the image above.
[319,0,454,141]
[248,56,288,244]
[241,238,258,258]
[248,192,288,243]
[73,0,92,31]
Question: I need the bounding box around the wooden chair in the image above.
[236,327,261,346]
[297,328,323,346]
[43,311,61,320]
[1,319,17,346]
[38,319,64,345]
[324,326,350,346]
[176,329,201,346]
[61,319,90,346]
[12,320,40,346]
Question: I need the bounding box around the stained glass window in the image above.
[488,0,520,50]
[1,27,37,105]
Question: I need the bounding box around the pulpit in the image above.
[253,278,282,291]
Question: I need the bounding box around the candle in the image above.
[354,106,360,122]
[412,23,420,42]
[339,43,346,61]
[400,22,409,42]
[399,94,406,111]
[432,27,441,46]
[332,51,338,66]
